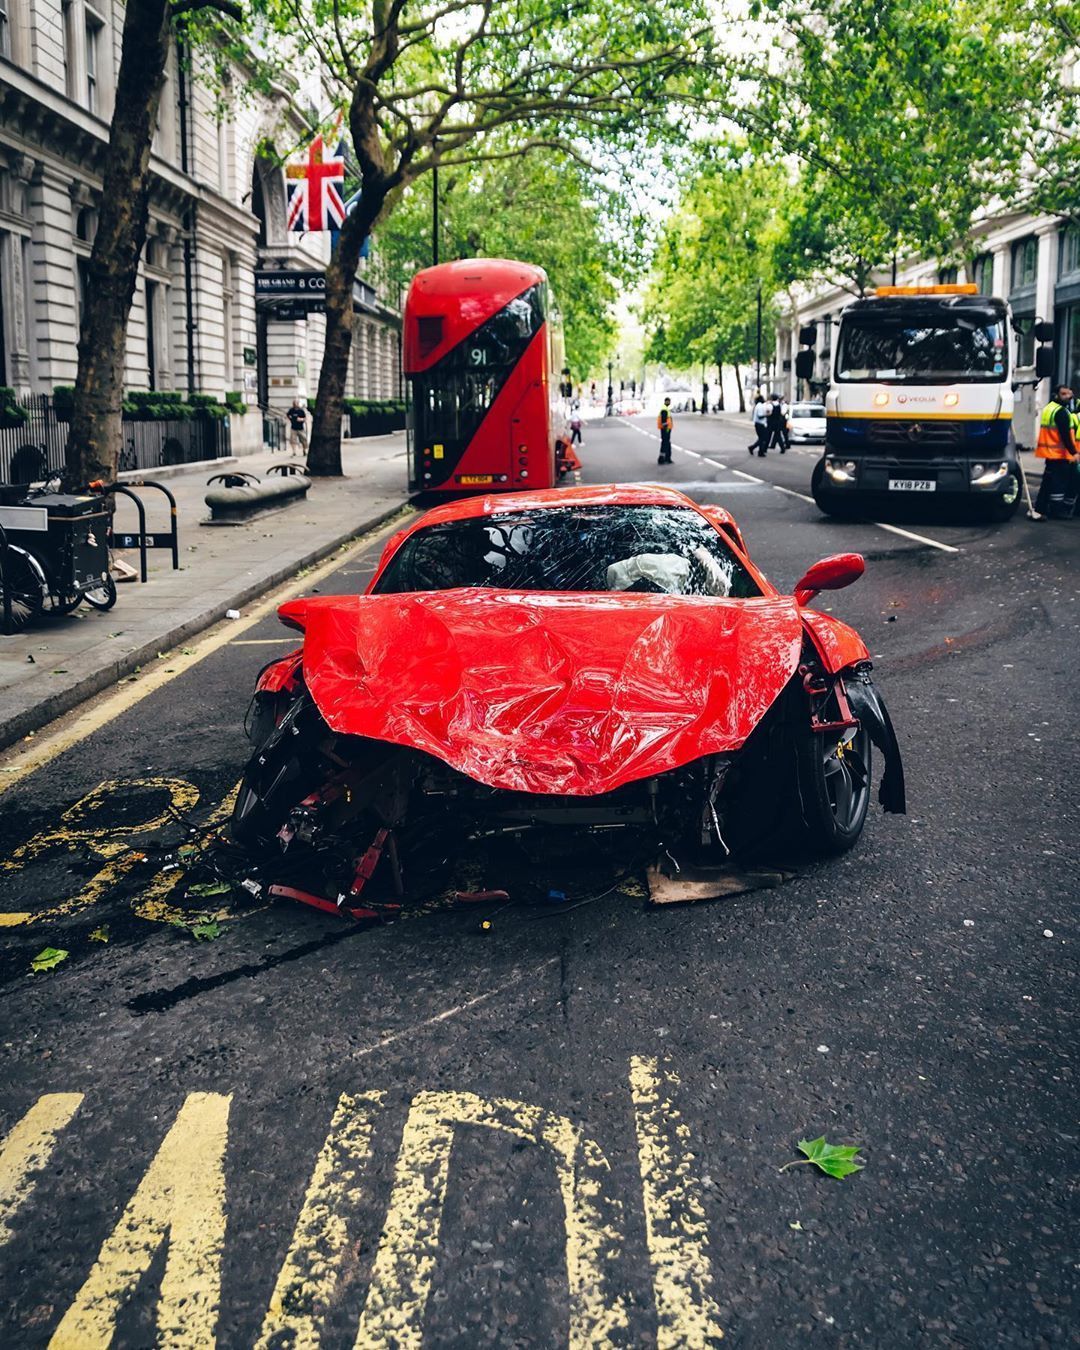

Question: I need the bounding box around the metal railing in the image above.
[0,394,232,482]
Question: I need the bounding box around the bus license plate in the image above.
[889,479,936,492]
[458,475,493,485]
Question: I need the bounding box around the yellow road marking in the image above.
[0,513,410,798]
[355,1090,629,1349]
[257,1092,387,1350]
[1,777,200,927]
[133,783,238,925]
[630,1056,724,1347]
[0,1094,84,1244]
[49,1092,231,1350]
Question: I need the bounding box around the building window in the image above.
[0,3,10,59]
[938,265,958,286]
[75,258,91,335]
[62,0,78,99]
[1011,236,1038,291]
[85,10,103,114]
[146,279,160,390]
[1059,226,1080,280]
[221,254,235,385]
[0,238,8,386]
[971,253,994,296]
[1062,305,1080,393]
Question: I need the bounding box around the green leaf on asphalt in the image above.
[89,925,109,943]
[31,947,69,973]
[190,917,221,941]
[781,1136,865,1179]
[188,881,231,898]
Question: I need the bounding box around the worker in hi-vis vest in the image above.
[1034,384,1079,519]
[657,398,674,465]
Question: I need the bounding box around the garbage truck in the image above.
[804,284,1055,521]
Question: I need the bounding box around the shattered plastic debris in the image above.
[646,863,793,906]
[226,609,241,620]
[1043,929,1054,938]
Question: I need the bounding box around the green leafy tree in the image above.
[377,151,626,378]
[252,0,718,475]
[747,0,1045,289]
[643,150,788,409]
[65,0,246,487]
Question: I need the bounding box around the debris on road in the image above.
[30,947,69,973]
[89,925,109,943]
[646,863,793,906]
[781,1136,866,1179]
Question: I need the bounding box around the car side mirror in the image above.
[799,324,818,347]
[795,350,816,380]
[794,552,865,606]
[1034,346,1056,380]
[1033,320,1056,343]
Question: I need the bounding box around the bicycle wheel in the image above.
[1,548,45,633]
[83,574,117,611]
[48,592,83,616]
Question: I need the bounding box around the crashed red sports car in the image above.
[232,485,903,909]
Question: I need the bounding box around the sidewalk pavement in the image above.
[0,433,411,751]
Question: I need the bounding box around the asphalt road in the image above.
[1,412,1077,1348]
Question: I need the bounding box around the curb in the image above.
[0,499,409,754]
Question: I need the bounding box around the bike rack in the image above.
[99,479,180,583]
[0,522,11,634]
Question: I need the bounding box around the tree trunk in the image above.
[716,363,725,411]
[734,363,746,413]
[305,196,382,476]
[65,0,173,487]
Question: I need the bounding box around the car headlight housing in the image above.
[970,461,1009,487]
[825,458,857,483]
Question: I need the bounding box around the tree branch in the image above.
[170,0,243,19]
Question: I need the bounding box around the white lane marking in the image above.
[702,459,729,469]
[351,960,559,1062]
[769,484,961,552]
[731,469,763,483]
[871,521,960,553]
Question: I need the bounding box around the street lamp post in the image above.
[432,162,439,266]
[756,278,763,396]
[606,359,614,417]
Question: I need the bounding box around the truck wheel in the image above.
[986,470,1021,522]
[811,459,843,517]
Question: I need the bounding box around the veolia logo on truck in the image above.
[798,284,1056,522]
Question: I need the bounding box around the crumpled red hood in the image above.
[281,589,804,796]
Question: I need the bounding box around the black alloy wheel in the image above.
[797,722,872,855]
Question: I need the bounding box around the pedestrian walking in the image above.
[748,395,768,455]
[1034,384,1079,518]
[657,398,674,464]
[570,411,583,446]
[764,393,786,456]
[287,399,309,453]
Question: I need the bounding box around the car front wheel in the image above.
[796,722,872,854]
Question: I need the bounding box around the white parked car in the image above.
[788,402,827,443]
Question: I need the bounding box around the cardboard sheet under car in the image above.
[646,863,795,906]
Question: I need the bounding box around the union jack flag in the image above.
[286,134,346,233]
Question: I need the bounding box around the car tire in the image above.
[795,720,872,855]
[231,695,328,851]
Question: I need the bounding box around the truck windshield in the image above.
[836,312,1007,383]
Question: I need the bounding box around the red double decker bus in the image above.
[404,258,572,493]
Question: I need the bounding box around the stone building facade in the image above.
[776,211,1080,449]
[0,1,401,454]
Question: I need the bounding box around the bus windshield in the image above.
[836,310,1007,383]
